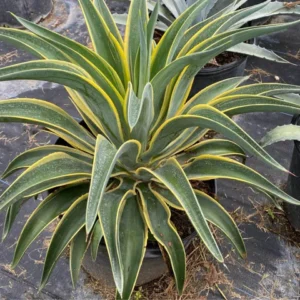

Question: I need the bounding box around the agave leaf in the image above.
[2,146,93,179]
[231,1,300,29]
[70,228,88,287]
[178,139,246,163]
[210,95,300,116]
[151,183,246,258]
[14,15,124,90]
[113,12,170,33]
[151,0,210,76]
[91,219,103,261]
[151,42,231,127]
[139,183,185,294]
[162,0,187,17]
[125,83,140,130]
[147,2,160,49]
[0,99,95,153]
[137,158,223,262]
[125,0,147,82]
[167,20,300,120]
[194,190,246,258]
[184,155,300,205]
[12,184,89,268]
[177,1,237,55]
[145,105,287,172]
[215,2,270,34]
[275,93,300,104]
[1,31,124,107]
[87,137,141,233]
[187,0,219,22]
[218,83,300,98]
[183,76,249,112]
[116,195,147,299]
[147,0,175,25]
[260,125,300,147]
[2,200,23,241]
[78,0,128,84]
[179,3,268,57]
[150,183,184,210]
[137,15,149,96]
[86,136,117,233]
[0,153,91,211]
[0,62,123,145]
[229,43,290,64]
[66,89,106,137]
[130,83,155,148]
[93,0,123,45]
[0,28,67,60]
[198,21,300,55]
[99,186,136,294]
[40,194,88,289]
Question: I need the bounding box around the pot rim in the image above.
[292,115,300,151]
[197,37,256,76]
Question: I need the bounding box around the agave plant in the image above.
[261,123,300,146]
[1,0,300,298]
[114,0,300,64]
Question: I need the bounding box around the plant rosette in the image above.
[1,0,300,299]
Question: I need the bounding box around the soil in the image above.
[205,52,245,68]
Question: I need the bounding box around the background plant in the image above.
[114,0,300,64]
[0,0,300,299]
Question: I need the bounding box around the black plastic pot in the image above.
[285,115,300,231]
[189,55,248,98]
[0,0,53,28]
[83,180,217,287]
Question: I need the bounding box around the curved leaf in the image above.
[0,62,123,144]
[183,76,250,113]
[0,99,95,153]
[93,0,123,45]
[218,83,300,98]
[139,183,186,294]
[151,0,210,76]
[70,228,88,287]
[91,219,103,261]
[78,0,127,84]
[40,194,88,289]
[145,105,287,172]
[14,15,124,90]
[124,0,147,82]
[194,190,246,258]
[210,95,300,116]
[260,124,300,147]
[229,43,290,64]
[184,155,300,205]
[116,195,147,299]
[86,136,116,233]
[0,28,67,60]
[12,183,89,268]
[137,158,223,262]
[2,146,93,179]
[99,186,135,294]
[87,137,141,233]
[2,200,23,241]
[178,139,246,163]
[0,153,91,211]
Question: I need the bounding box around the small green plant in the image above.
[0,0,300,299]
[114,0,300,64]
